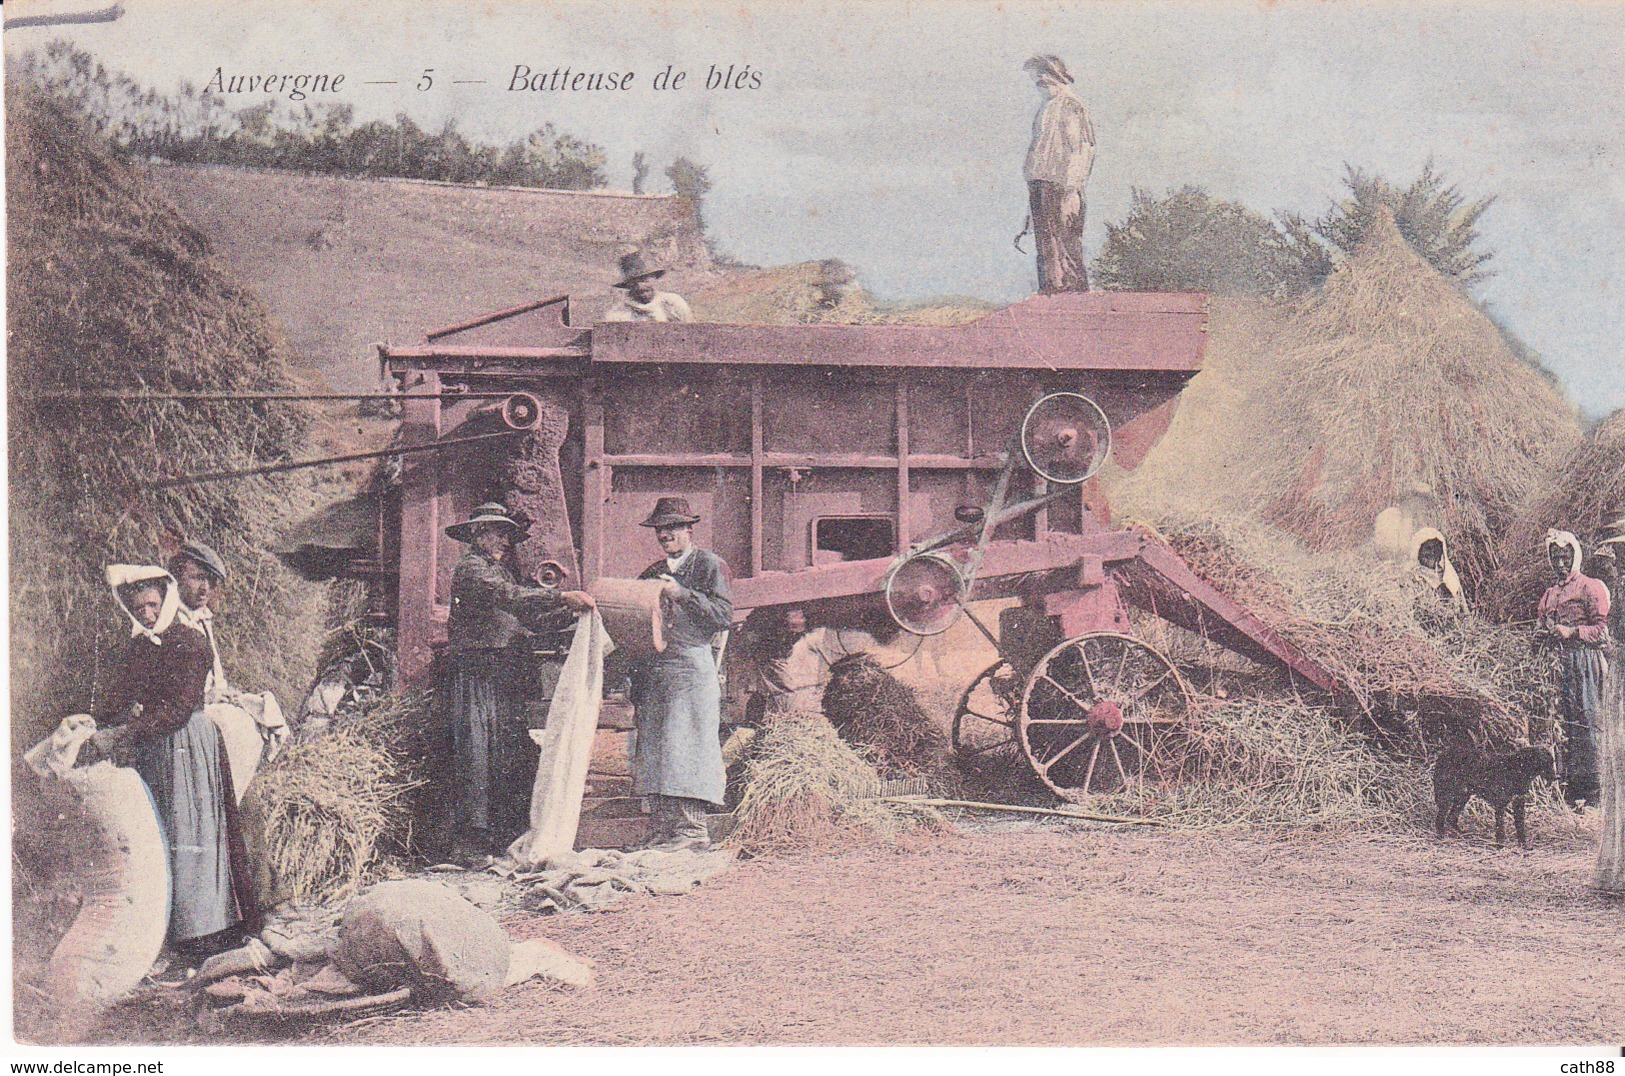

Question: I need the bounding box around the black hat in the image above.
[640,496,700,528]
[614,251,667,290]
[446,502,531,543]
[173,538,227,582]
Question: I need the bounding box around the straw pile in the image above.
[1487,409,1625,621]
[821,654,949,777]
[6,79,329,753]
[1150,513,1553,748]
[1087,697,1433,830]
[687,261,997,327]
[730,713,942,853]
[251,692,427,903]
[1115,208,1581,599]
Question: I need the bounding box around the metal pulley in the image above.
[499,391,545,430]
[1020,392,1111,484]
[884,552,968,636]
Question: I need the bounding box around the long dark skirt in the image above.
[130,710,256,944]
[1559,646,1607,799]
[449,648,539,844]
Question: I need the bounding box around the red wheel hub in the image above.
[1086,700,1124,736]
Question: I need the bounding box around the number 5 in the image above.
[417,68,434,91]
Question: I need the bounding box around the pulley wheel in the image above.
[883,552,967,636]
[1020,392,1111,485]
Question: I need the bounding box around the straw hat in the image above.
[640,496,700,528]
[446,502,531,543]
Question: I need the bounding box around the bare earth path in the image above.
[311,819,1620,1047]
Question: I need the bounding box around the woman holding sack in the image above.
[443,503,595,860]
[87,565,259,954]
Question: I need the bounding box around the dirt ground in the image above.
[111,810,1615,1048]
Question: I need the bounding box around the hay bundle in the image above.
[6,78,328,754]
[252,693,426,903]
[1089,697,1434,830]
[1488,409,1625,620]
[1115,209,1581,598]
[730,712,938,853]
[687,261,997,326]
[1153,513,1551,747]
[820,653,948,776]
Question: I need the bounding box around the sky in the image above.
[7,0,1623,417]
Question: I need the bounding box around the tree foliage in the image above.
[13,42,608,189]
[1093,186,1318,298]
[1094,164,1497,298]
[1303,161,1496,288]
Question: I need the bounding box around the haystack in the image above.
[820,653,949,777]
[730,712,940,853]
[1115,208,1581,599]
[687,261,997,327]
[252,693,427,903]
[1488,409,1625,620]
[6,79,329,752]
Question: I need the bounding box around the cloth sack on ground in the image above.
[25,717,170,1010]
[334,879,511,1003]
[507,612,613,867]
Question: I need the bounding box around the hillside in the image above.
[146,164,717,390]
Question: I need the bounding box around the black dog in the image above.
[1433,744,1557,849]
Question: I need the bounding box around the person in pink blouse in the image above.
[1537,529,1612,809]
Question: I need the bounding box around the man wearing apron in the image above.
[631,497,733,851]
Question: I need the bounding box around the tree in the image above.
[631,151,649,194]
[1302,161,1496,288]
[666,156,712,230]
[1092,186,1312,298]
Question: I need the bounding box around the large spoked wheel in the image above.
[1017,632,1192,799]
[952,659,1023,763]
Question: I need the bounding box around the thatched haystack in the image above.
[1115,208,1581,599]
[6,79,330,753]
[1487,409,1625,620]
[820,653,949,777]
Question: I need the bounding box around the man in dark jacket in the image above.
[632,497,733,851]
[444,503,594,859]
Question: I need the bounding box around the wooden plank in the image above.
[395,370,443,688]
[896,379,911,551]
[750,376,764,574]
[590,323,1207,372]
[581,386,606,585]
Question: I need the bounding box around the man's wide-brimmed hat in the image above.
[614,250,667,289]
[640,496,700,528]
[446,502,531,543]
[1022,54,1074,85]
[173,538,227,583]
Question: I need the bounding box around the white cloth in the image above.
[665,546,696,575]
[1547,528,1585,575]
[507,612,614,868]
[603,291,692,323]
[1024,86,1095,188]
[176,602,289,765]
[104,565,180,643]
[1409,526,1463,603]
[27,717,170,1010]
